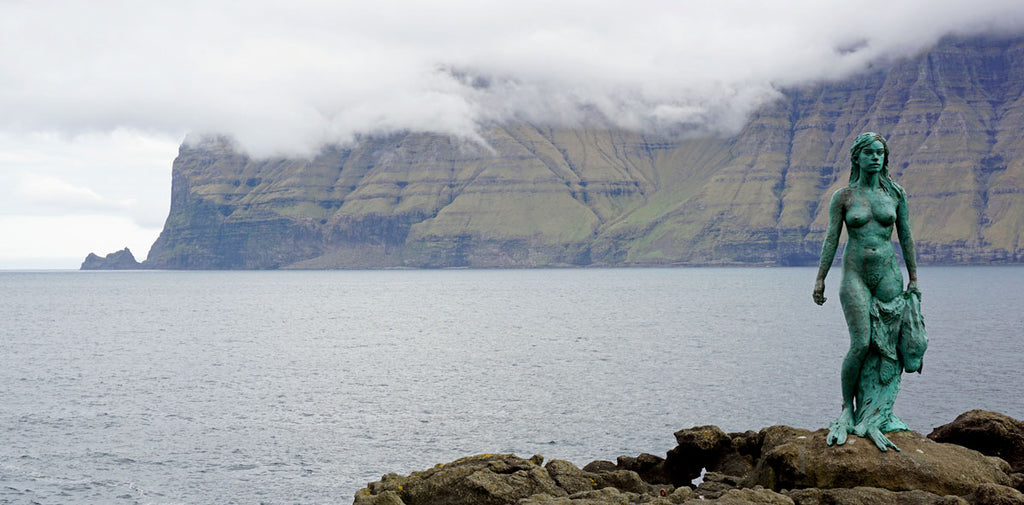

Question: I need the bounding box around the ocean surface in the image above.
[1,267,1021,505]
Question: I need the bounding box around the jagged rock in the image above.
[929,410,1024,473]
[718,430,761,477]
[694,472,744,499]
[748,427,1012,496]
[354,411,1024,505]
[685,487,794,504]
[519,486,696,505]
[616,453,671,484]
[80,247,143,270]
[964,483,1024,505]
[664,425,734,485]
[785,486,969,505]
[518,487,635,505]
[354,454,564,505]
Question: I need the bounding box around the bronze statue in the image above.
[813,132,927,451]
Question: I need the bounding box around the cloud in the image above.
[0,130,178,228]
[16,174,136,212]
[2,0,1022,158]
[0,215,161,267]
[1,0,1023,267]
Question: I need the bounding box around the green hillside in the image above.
[140,34,1024,269]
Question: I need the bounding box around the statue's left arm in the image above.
[895,194,918,292]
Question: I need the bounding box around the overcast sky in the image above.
[1,0,1022,268]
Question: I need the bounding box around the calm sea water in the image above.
[1,267,1021,505]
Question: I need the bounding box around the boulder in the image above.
[963,483,1024,505]
[546,459,596,495]
[748,427,1012,496]
[616,453,672,484]
[519,486,695,505]
[582,460,617,473]
[353,411,1024,505]
[354,454,564,505]
[686,487,794,504]
[694,472,744,499]
[929,411,1024,473]
[785,486,968,504]
[354,454,657,505]
[665,425,734,485]
[518,487,637,505]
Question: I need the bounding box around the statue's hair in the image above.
[849,132,905,198]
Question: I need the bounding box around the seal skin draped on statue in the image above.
[812,132,927,452]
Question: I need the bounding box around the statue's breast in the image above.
[844,198,871,228]
[872,196,897,226]
[845,191,896,228]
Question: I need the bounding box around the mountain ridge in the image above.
[89,33,1024,269]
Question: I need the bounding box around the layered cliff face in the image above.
[144,34,1024,269]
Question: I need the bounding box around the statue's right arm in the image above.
[814,189,845,305]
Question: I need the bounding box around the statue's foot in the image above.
[866,427,901,452]
[826,408,854,446]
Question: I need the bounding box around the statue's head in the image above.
[849,132,890,184]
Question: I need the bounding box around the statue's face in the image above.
[857,140,885,174]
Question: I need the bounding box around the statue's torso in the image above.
[840,186,902,295]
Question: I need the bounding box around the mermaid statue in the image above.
[813,132,928,452]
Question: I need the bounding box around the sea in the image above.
[1,267,1021,505]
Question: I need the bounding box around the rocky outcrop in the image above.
[80,247,143,270]
[929,410,1024,473]
[138,33,1024,269]
[354,411,1024,505]
[747,428,1010,496]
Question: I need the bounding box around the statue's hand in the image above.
[813,279,827,305]
[907,280,920,296]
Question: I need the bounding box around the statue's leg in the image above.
[853,261,906,452]
[828,275,872,446]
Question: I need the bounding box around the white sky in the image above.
[1,0,1022,268]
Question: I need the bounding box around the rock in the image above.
[545,459,596,495]
[355,454,565,505]
[665,425,733,485]
[354,411,1024,505]
[685,487,794,504]
[963,483,1024,505]
[80,247,143,270]
[748,427,1012,496]
[519,486,694,505]
[590,470,648,495]
[582,461,617,473]
[785,486,969,505]
[694,472,744,499]
[518,487,634,505]
[616,453,671,484]
[929,410,1024,473]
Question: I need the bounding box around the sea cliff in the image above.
[86,34,1024,269]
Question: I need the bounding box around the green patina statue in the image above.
[813,132,927,452]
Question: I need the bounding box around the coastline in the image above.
[355,410,1024,505]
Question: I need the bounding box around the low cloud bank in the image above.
[3,1,1023,158]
